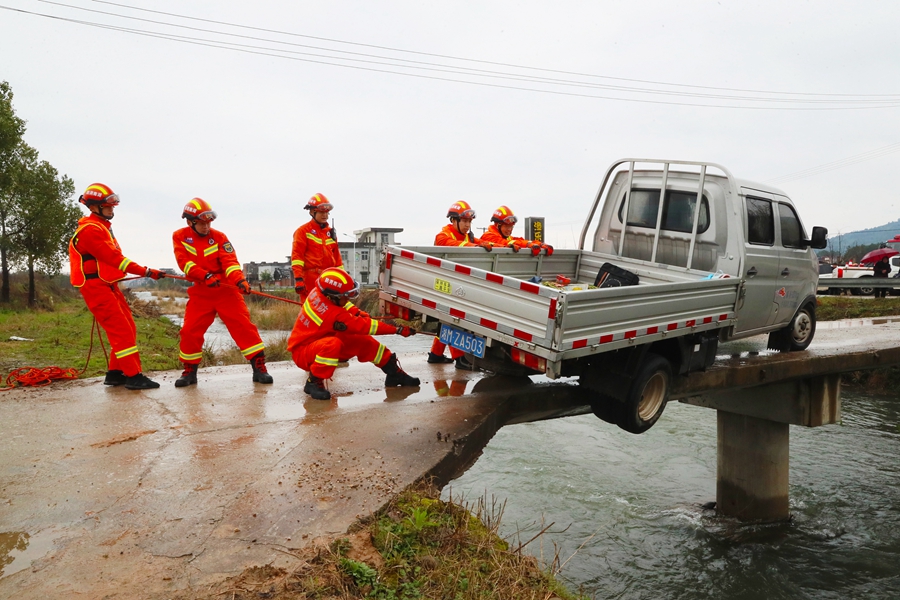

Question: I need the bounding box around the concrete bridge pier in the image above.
[681,373,841,522]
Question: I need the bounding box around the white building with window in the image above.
[339,227,403,286]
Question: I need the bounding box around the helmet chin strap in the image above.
[188,219,206,236]
[453,218,465,236]
[92,205,114,221]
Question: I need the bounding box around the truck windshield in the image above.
[619,189,710,234]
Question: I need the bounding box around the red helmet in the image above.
[182,198,217,222]
[491,205,518,225]
[79,183,119,208]
[304,193,333,212]
[447,201,476,220]
[317,267,359,302]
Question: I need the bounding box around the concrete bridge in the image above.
[1,318,899,598]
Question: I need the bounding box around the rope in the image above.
[1,318,108,391]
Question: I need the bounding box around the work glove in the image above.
[480,241,494,252]
[295,283,306,296]
[145,268,165,280]
[543,244,554,256]
[530,243,542,257]
[204,273,221,287]
[509,241,520,252]
[236,279,252,295]
[395,325,415,337]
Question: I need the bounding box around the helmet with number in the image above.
[182,198,217,222]
[304,193,333,212]
[317,267,360,303]
[447,201,476,220]
[79,183,120,208]
[491,205,518,225]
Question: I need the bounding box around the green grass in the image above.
[0,297,182,379]
[188,485,590,600]
[816,296,900,321]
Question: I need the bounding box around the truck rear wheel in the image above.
[616,353,671,435]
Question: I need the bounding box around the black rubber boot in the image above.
[103,369,127,386]
[250,352,274,384]
[124,373,160,390]
[304,375,331,400]
[427,352,454,364]
[455,356,475,371]
[382,354,421,387]
[174,363,198,388]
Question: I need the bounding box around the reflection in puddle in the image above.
[818,317,900,329]
[0,528,57,580]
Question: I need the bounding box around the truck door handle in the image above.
[781,268,790,276]
[746,267,758,277]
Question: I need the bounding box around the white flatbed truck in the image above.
[379,159,828,433]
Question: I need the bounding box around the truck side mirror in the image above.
[805,226,828,250]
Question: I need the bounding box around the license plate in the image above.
[439,324,486,359]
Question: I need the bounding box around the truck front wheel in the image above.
[767,302,816,351]
[617,353,672,435]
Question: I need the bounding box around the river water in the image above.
[444,390,900,599]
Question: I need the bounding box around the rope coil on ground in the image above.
[1,318,108,391]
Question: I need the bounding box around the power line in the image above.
[767,143,900,184]
[88,0,899,100]
[30,0,898,105]
[4,1,900,110]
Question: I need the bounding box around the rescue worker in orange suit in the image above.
[172,198,273,387]
[481,206,554,256]
[428,201,493,369]
[69,183,165,390]
[288,267,420,400]
[291,193,343,301]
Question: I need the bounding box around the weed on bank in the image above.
[183,486,588,600]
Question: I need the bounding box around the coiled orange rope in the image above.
[1,318,108,391]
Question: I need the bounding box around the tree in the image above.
[0,81,27,302]
[12,157,78,306]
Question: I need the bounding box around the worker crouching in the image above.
[288,268,419,400]
[172,198,273,387]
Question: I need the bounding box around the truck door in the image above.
[734,193,780,333]
[772,200,813,327]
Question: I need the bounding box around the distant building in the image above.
[243,261,292,286]
[243,227,404,287]
[340,227,403,286]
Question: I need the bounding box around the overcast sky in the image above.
[2,0,900,270]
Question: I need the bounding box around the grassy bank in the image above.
[0,296,182,378]
[182,484,588,600]
[816,296,900,320]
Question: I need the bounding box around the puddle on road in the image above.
[0,529,57,580]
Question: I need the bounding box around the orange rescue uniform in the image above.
[172,227,265,364]
[69,214,151,377]
[434,223,486,247]
[480,223,532,251]
[291,219,343,298]
[430,223,488,358]
[288,287,398,380]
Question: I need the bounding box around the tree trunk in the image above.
[0,244,9,303]
[27,255,35,307]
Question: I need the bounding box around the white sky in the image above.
[2,0,900,270]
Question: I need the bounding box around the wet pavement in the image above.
[3,322,900,599]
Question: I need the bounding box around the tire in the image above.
[786,303,816,351]
[854,276,874,296]
[768,302,816,352]
[616,353,671,435]
[590,394,621,425]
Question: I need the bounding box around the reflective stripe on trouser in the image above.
[291,334,391,380]
[79,281,142,376]
[179,284,265,364]
[430,337,464,359]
